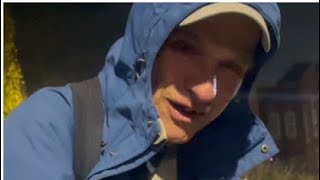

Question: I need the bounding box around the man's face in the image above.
[152,14,261,144]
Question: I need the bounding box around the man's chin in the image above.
[167,133,194,144]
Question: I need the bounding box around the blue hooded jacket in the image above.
[4,3,281,180]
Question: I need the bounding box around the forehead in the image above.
[172,13,261,53]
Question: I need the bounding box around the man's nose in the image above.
[189,77,217,109]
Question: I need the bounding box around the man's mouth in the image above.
[167,100,202,123]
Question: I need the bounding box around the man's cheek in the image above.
[207,100,229,120]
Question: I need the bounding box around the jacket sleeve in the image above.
[4,86,75,180]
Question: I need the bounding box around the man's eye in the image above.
[219,62,247,77]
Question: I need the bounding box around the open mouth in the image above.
[167,100,201,122]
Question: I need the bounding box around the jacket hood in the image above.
[96,3,281,178]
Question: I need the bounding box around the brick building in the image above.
[257,62,319,173]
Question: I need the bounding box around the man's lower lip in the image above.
[167,100,193,123]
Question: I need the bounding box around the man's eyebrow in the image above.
[219,54,254,70]
[169,28,200,42]
[169,27,255,69]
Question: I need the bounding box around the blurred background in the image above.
[3,3,319,179]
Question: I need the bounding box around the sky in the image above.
[256,3,319,86]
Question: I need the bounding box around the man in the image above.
[4,3,281,180]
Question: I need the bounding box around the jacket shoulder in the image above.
[4,85,75,180]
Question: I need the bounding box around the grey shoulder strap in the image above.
[70,76,105,180]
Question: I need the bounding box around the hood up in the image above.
[95,3,281,178]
